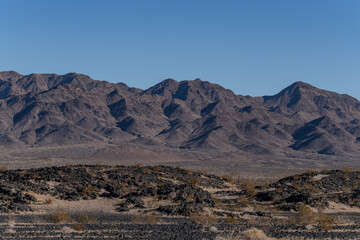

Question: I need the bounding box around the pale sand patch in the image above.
[241,214,257,220]
[46,181,60,188]
[242,228,275,240]
[311,174,329,181]
[323,201,360,213]
[30,194,120,214]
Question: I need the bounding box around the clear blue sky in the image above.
[1,0,359,99]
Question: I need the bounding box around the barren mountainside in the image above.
[1,71,360,164]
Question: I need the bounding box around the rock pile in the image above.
[257,169,360,210]
[0,165,225,214]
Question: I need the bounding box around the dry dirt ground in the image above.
[1,211,360,239]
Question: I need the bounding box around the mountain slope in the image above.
[1,71,360,163]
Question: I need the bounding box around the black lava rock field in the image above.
[0,165,360,239]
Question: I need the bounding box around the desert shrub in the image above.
[238,195,250,207]
[73,223,84,231]
[216,228,272,240]
[318,213,334,231]
[240,181,257,197]
[152,166,160,171]
[306,169,319,174]
[232,204,243,211]
[190,214,218,224]
[185,169,193,175]
[32,172,38,180]
[45,198,52,204]
[85,168,96,177]
[253,204,265,212]
[321,168,330,173]
[18,170,26,177]
[286,216,297,225]
[224,216,237,224]
[131,213,158,223]
[292,174,300,181]
[82,185,97,197]
[272,194,283,202]
[58,170,65,177]
[295,204,334,231]
[342,166,353,173]
[120,183,128,194]
[214,198,225,208]
[297,204,317,224]
[189,177,199,185]
[0,166,8,172]
[293,183,302,191]
[48,208,70,223]
[302,183,317,193]
[77,213,96,224]
[242,227,271,240]
[131,215,142,223]
[144,213,158,223]
[221,175,234,182]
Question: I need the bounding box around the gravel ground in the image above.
[1,213,360,239]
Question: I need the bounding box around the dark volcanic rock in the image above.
[258,169,360,210]
[0,165,225,214]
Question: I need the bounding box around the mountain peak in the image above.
[0,71,23,81]
[287,81,315,91]
[145,78,179,95]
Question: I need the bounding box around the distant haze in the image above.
[1,0,360,99]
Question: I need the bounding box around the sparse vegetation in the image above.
[287,203,334,231]
[131,213,158,224]
[240,181,257,197]
[306,169,319,174]
[214,197,225,208]
[152,166,159,171]
[189,177,199,185]
[190,214,218,225]
[342,166,353,173]
[82,185,97,197]
[65,164,73,168]
[0,166,8,172]
[242,228,272,240]
[224,216,237,224]
[77,213,97,224]
[221,175,234,182]
[32,172,38,180]
[238,195,250,207]
[318,213,334,231]
[48,208,70,223]
[296,203,317,224]
[73,223,84,231]
[321,168,330,173]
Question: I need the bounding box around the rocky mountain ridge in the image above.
[1,71,360,164]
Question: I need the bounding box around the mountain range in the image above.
[1,71,360,172]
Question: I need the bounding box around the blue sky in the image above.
[1,0,359,99]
